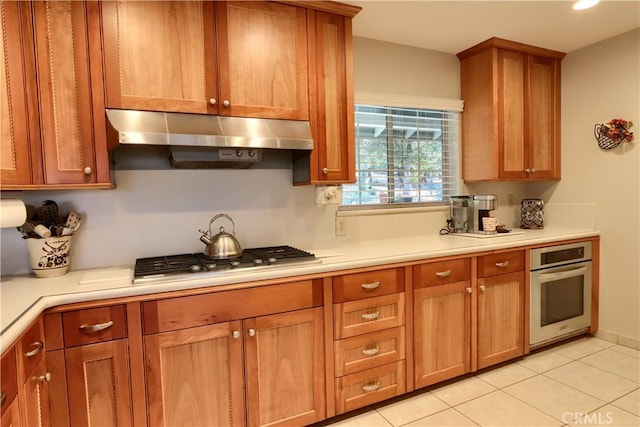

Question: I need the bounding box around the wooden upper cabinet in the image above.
[295,10,356,184]
[458,37,564,182]
[0,1,33,186]
[102,1,217,114]
[1,1,111,189]
[102,1,308,119]
[217,1,309,119]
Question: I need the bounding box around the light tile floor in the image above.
[321,337,640,427]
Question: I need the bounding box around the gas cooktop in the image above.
[133,245,321,285]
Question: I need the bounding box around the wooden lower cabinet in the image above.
[414,281,472,388]
[477,271,525,369]
[0,398,21,427]
[336,361,405,414]
[144,307,325,427]
[20,358,51,427]
[64,340,132,426]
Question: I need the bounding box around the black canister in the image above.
[521,199,544,229]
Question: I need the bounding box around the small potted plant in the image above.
[594,118,635,150]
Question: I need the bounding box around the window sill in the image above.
[337,203,448,217]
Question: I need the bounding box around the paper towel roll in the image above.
[0,199,27,228]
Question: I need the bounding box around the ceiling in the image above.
[343,1,640,54]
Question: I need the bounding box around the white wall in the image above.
[550,29,640,344]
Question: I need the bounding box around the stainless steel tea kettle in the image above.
[199,213,243,259]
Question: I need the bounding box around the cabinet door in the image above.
[528,55,560,179]
[309,11,355,183]
[0,1,33,186]
[102,1,217,114]
[65,339,132,426]
[498,49,527,180]
[414,281,471,389]
[245,307,325,427]
[145,322,245,427]
[477,272,525,369]
[216,2,308,120]
[20,357,51,427]
[31,1,100,185]
[0,397,21,427]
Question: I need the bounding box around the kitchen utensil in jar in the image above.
[199,213,243,259]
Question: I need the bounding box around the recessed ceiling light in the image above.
[573,0,600,10]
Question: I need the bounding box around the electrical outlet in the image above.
[508,194,515,206]
[335,217,347,236]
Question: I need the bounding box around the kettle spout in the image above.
[199,233,212,245]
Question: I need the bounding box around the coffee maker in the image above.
[448,194,498,234]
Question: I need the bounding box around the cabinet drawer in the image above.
[336,361,406,414]
[334,293,405,339]
[16,318,45,382]
[335,326,405,377]
[413,258,471,288]
[142,280,323,334]
[62,305,127,347]
[0,348,17,416]
[478,251,524,277]
[333,268,404,303]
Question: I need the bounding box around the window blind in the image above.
[342,95,461,208]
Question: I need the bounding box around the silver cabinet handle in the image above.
[495,261,510,268]
[466,287,472,294]
[25,341,44,357]
[322,168,328,174]
[525,168,531,174]
[83,166,92,175]
[79,321,113,333]
[37,372,51,383]
[479,285,486,292]
[531,168,536,174]
[223,100,230,107]
[248,328,256,337]
[0,391,6,407]
[435,270,452,277]
[232,331,240,339]
[361,281,380,290]
[209,98,217,105]
[361,345,380,356]
[361,312,380,321]
[362,381,381,392]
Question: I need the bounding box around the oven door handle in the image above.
[535,265,589,282]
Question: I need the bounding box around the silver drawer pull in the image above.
[495,261,510,268]
[0,391,6,407]
[361,345,380,357]
[361,281,380,290]
[362,381,381,392]
[79,321,114,333]
[25,341,44,357]
[435,270,452,277]
[361,312,380,321]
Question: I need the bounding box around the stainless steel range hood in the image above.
[106,109,314,151]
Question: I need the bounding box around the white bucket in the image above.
[25,235,72,278]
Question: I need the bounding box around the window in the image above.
[342,94,462,208]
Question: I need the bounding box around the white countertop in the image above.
[0,227,599,353]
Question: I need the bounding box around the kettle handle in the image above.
[209,213,236,236]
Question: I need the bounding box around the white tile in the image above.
[476,363,537,388]
[325,410,393,427]
[503,375,605,420]
[374,392,449,426]
[569,405,640,427]
[609,344,640,359]
[580,349,640,383]
[517,350,573,373]
[430,376,496,407]
[456,390,561,426]
[611,389,640,417]
[403,408,477,427]
[553,337,615,360]
[545,361,638,402]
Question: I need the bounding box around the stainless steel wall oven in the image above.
[530,241,592,348]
